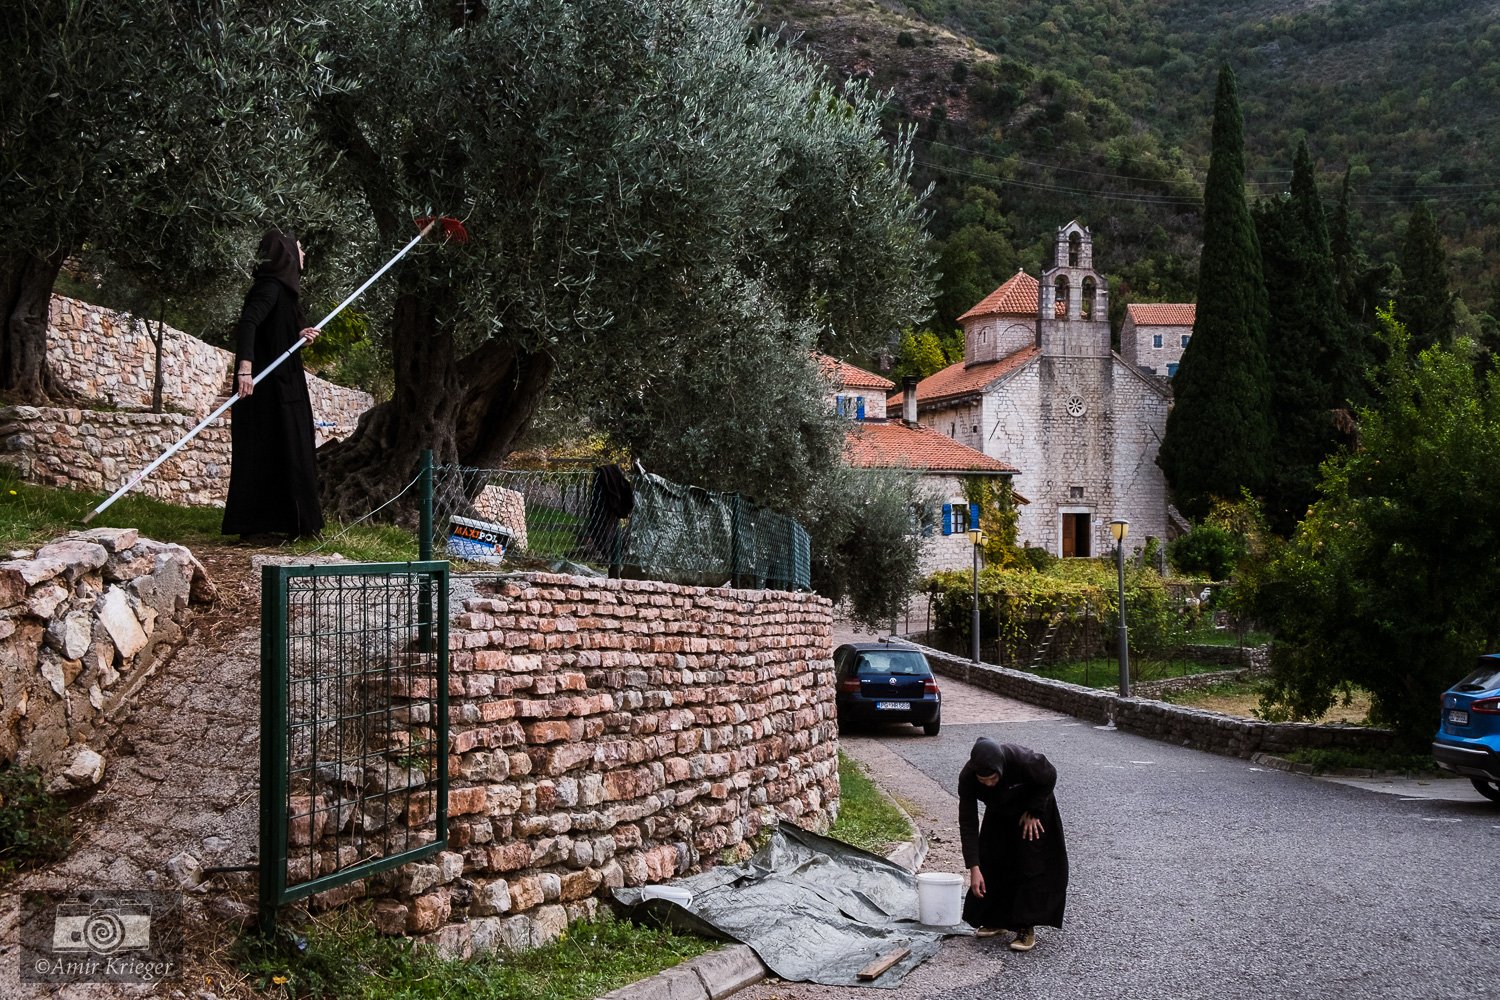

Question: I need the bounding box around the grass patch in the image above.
[1182,625,1273,647]
[830,751,912,854]
[236,908,715,1000]
[1032,657,1231,690]
[1280,747,1437,775]
[0,465,423,561]
[0,764,73,882]
[1160,680,1373,725]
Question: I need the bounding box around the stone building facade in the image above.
[892,222,1173,557]
[1120,302,1195,377]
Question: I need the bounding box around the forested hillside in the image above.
[759,0,1500,331]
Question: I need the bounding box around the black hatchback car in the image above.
[833,642,942,735]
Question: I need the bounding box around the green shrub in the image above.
[1168,522,1245,579]
[0,764,72,879]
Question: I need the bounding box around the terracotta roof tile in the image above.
[1127,303,1196,326]
[888,347,1038,409]
[957,270,1040,322]
[845,421,1017,474]
[814,352,894,391]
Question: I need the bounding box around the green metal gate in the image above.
[258,561,449,935]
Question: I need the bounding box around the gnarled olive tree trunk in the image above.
[317,278,554,523]
[0,248,74,403]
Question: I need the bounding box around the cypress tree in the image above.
[1254,141,1340,534]
[1394,202,1455,350]
[1158,66,1272,520]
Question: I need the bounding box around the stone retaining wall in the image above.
[48,295,372,433]
[917,644,1394,758]
[0,529,215,789]
[1,296,375,508]
[0,406,232,506]
[297,574,838,956]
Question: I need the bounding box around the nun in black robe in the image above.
[221,230,324,540]
[958,737,1068,946]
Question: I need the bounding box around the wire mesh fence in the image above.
[427,460,811,590]
[259,562,449,933]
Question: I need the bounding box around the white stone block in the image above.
[97,586,148,659]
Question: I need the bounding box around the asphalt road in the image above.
[740,684,1500,1000]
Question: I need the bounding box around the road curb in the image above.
[600,812,928,1000]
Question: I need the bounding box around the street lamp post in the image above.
[969,527,984,663]
[1109,518,1131,697]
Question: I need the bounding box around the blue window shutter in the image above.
[1167,363,1179,377]
[969,503,981,529]
[942,504,953,535]
[856,397,865,420]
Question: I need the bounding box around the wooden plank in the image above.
[856,946,911,981]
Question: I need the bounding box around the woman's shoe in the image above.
[973,927,1007,939]
[1008,928,1035,952]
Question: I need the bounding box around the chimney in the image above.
[902,376,918,426]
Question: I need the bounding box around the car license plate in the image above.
[874,701,909,711]
[1448,709,1469,726]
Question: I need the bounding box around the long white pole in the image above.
[81,220,438,524]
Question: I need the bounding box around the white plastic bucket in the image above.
[915,871,964,926]
[640,885,694,907]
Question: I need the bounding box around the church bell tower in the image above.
[1038,221,1110,358]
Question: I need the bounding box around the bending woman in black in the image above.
[222,229,323,541]
[958,737,1068,952]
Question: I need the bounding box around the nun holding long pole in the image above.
[221,229,324,542]
[957,736,1069,952]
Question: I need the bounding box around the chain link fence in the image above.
[428,460,811,590]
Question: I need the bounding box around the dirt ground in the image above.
[3,541,284,1000]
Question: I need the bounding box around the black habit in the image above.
[221,231,324,538]
[958,737,1069,930]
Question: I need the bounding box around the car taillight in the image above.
[839,678,862,693]
[924,678,940,695]
[1472,697,1500,714]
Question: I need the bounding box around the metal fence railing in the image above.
[426,459,811,590]
[258,561,449,935]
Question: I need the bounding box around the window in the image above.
[1081,276,1096,320]
[1152,334,1163,348]
[1069,486,1084,499]
[941,502,979,535]
[1167,363,1179,377]
[954,503,971,533]
[856,397,866,420]
[1054,275,1070,318]
[835,395,847,417]
[1068,231,1081,268]
[1181,334,1191,347]
[950,423,956,437]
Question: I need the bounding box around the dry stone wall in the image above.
[1,296,374,508]
[0,529,215,790]
[296,574,838,957]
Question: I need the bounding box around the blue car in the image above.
[1433,655,1500,803]
[834,642,941,736]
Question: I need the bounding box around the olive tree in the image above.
[301,0,931,520]
[0,2,329,402]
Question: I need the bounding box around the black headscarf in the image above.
[253,229,302,295]
[969,736,1006,778]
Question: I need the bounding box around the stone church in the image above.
[890,221,1173,557]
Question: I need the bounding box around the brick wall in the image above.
[303,574,839,956]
